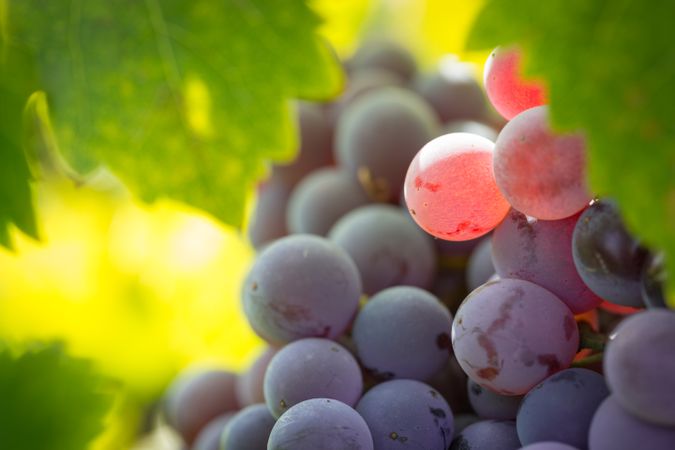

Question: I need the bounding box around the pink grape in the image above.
[484,47,547,120]
[452,278,579,395]
[493,105,591,220]
[404,132,510,241]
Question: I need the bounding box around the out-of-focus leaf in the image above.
[468,0,675,306]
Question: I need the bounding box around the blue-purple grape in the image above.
[356,379,454,450]
[466,238,495,291]
[220,404,275,450]
[467,379,522,420]
[235,347,277,407]
[192,413,234,450]
[248,175,291,249]
[516,368,609,449]
[329,205,436,295]
[604,309,675,426]
[450,420,521,450]
[521,443,580,450]
[588,396,675,450]
[492,209,602,314]
[452,278,579,395]
[572,200,648,307]
[267,398,373,450]
[352,286,452,381]
[263,338,363,418]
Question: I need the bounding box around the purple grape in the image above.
[467,379,523,420]
[242,235,361,344]
[414,69,487,124]
[520,443,580,450]
[604,309,675,426]
[352,286,452,381]
[235,347,277,407]
[348,40,417,82]
[588,396,675,450]
[248,175,291,249]
[287,168,370,236]
[356,379,454,450]
[450,420,521,450]
[267,398,373,450]
[191,413,234,450]
[516,368,610,449]
[329,205,436,295]
[220,404,275,450]
[466,238,495,291]
[164,369,239,445]
[263,338,363,418]
[572,200,649,307]
[492,209,602,314]
[452,278,579,395]
[428,355,471,414]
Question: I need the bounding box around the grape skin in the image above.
[347,40,417,82]
[466,237,495,291]
[414,70,487,123]
[221,404,276,450]
[450,420,521,450]
[191,413,234,450]
[493,105,591,220]
[248,175,291,249]
[520,443,580,450]
[404,132,510,241]
[235,347,277,407]
[267,398,374,450]
[452,278,579,395]
[467,379,522,420]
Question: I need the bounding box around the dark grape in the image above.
[247,175,291,249]
[348,40,417,82]
[191,413,234,450]
[450,420,521,450]
[414,66,487,123]
[466,238,495,291]
[588,396,675,450]
[286,168,370,236]
[220,404,275,450]
[467,379,522,420]
[352,286,452,381]
[516,368,609,449]
[267,398,373,450]
[520,443,580,450]
[572,200,649,307]
[604,309,675,426]
[492,209,602,314]
[263,338,362,418]
[335,87,438,202]
[356,379,454,450]
[242,235,361,344]
[235,347,277,407]
[329,205,436,295]
[330,68,404,124]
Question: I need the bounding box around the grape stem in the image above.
[578,321,607,352]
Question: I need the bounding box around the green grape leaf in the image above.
[467,0,675,306]
[6,0,342,227]
[0,342,114,450]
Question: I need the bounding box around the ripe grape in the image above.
[604,309,675,426]
[348,40,417,82]
[220,404,276,450]
[287,168,370,236]
[466,238,495,291]
[493,105,591,220]
[516,368,609,449]
[335,87,438,202]
[352,286,452,381]
[356,379,454,450]
[452,278,579,395]
[467,379,523,420]
[491,209,602,314]
[572,200,649,307]
[520,443,581,450]
[242,235,361,344]
[450,420,521,450]
[267,398,373,450]
[247,175,291,249]
[235,347,277,407]
[588,396,675,450]
[404,132,510,241]
[329,205,436,295]
[263,338,362,418]
[191,413,234,450]
[484,46,547,120]
[330,68,404,124]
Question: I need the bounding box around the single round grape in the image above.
[428,355,471,414]
[356,379,454,450]
[467,379,523,420]
[452,278,579,395]
[287,168,370,236]
[517,368,610,449]
[191,413,234,450]
[220,404,276,450]
[454,414,481,433]
[641,253,667,308]
[267,398,373,450]
[444,120,499,141]
[164,369,239,445]
[235,347,277,407]
[263,338,363,418]
[520,443,580,450]
[404,132,510,241]
[328,205,436,295]
[572,201,649,307]
[335,87,438,202]
[352,286,452,381]
[604,309,675,426]
[414,67,487,123]
[484,46,547,120]
[242,235,361,344]
[450,420,521,450]
[466,238,495,291]
[588,396,675,450]
[248,175,291,249]
[492,209,602,314]
[348,40,417,82]
[493,105,591,220]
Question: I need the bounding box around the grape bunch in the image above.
[160,42,674,450]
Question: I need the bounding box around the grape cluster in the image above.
[161,42,673,450]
